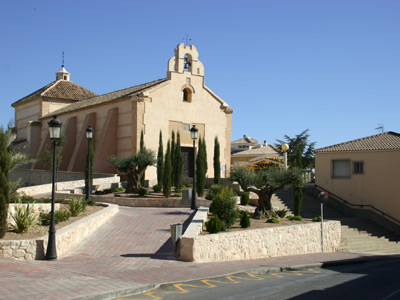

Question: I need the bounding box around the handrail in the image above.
[310,184,400,225]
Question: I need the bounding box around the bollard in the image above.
[170,223,183,255]
[182,189,192,206]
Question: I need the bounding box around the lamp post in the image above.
[190,125,198,210]
[282,143,289,170]
[85,126,93,201]
[46,115,62,260]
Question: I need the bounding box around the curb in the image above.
[70,284,158,300]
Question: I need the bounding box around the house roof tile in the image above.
[231,144,279,157]
[315,131,400,153]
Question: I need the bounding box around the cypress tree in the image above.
[85,137,95,196]
[162,140,172,197]
[140,130,145,187]
[294,148,304,216]
[173,132,183,193]
[170,131,175,186]
[213,136,221,184]
[196,137,207,197]
[0,130,10,238]
[156,131,163,186]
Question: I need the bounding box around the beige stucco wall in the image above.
[315,150,400,221]
[14,98,41,140]
[141,72,231,182]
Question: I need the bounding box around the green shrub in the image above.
[136,187,147,196]
[240,192,250,206]
[312,216,322,222]
[267,217,280,223]
[275,209,288,218]
[94,187,125,195]
[114,194,121,197]
[10,201,38,233]
[186,184,193,188]
[288,215,303,221]
[68,196,86,217]
[39,210,71,226]
[172,193,182,197]
[38,198,64,204]
[205,215,222,233]
[18,194,36,203]
[210,187,238,231]
[205,184,224,200]
[153,184,162,192]
[240,211,251,228]
[86,199,97,206]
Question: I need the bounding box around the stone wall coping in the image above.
[182,206,209,238]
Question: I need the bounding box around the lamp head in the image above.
[190,125,198,140]
[86,126,94,139]
[48,115,62,140]
[282,143,289,152]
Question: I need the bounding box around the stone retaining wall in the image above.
[89,195,211,208]
[7,203,60,226]
[17,176,121,196]
[180,209,341,262]
[0,203,119,261]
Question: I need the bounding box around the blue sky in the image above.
[1,0,399,149]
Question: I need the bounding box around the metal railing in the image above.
[311,184,400,226]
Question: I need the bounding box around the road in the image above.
[115,257,400,300]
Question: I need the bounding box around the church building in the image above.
[11,43,233,184]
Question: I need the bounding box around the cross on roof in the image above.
[183,34,192,46]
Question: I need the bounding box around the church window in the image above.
[183,88,192,102]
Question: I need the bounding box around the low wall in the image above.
[180,209,341,262]
[11,169,119,186]
[84,195,211,208]
[0,203,119,261]
[17,176,121,196]
[7,203,60,226]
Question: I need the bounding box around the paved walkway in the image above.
[0,207,393,300]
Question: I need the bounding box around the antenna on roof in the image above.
[62,51,65,67]
[375,123,384,133]
[183,34,191,46]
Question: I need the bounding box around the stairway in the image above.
[272,187,400,255]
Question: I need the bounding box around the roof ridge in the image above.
[41,80,60,96]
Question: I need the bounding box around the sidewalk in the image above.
[0,206,391,300]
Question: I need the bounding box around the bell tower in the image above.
[167,43,205,79]
[56,65,70,81]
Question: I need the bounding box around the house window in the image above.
[183,123,190,131]
[353,161,364,174]
[183,88,192,102]
[332,160,350,178]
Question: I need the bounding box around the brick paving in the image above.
[0,206,385,300]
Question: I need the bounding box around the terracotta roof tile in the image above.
[12,80,97,106]
[41,78,167,118]
[232,135,259,145]
[315,131,400,153]
[231,144,279,156]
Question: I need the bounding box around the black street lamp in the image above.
[46,115,62,260]
[85,126,93,201]
[190,125,198,210]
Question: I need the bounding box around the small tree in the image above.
[108,148,156,193]
[84,138,95,196]
[196,137,207,197]
[213,136,221,185]
[230,166,303,219]
[140,130,146,187]
[170,131,176,185]
[275,129,316,169]
[156,131,163,186]
[173,132,183,193]
[294,148,304,216]
[162,140,172,197]
[0,130,10,238]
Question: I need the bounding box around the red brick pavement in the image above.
[0,207,384,300]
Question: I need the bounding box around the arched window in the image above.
[183,88,192,102]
